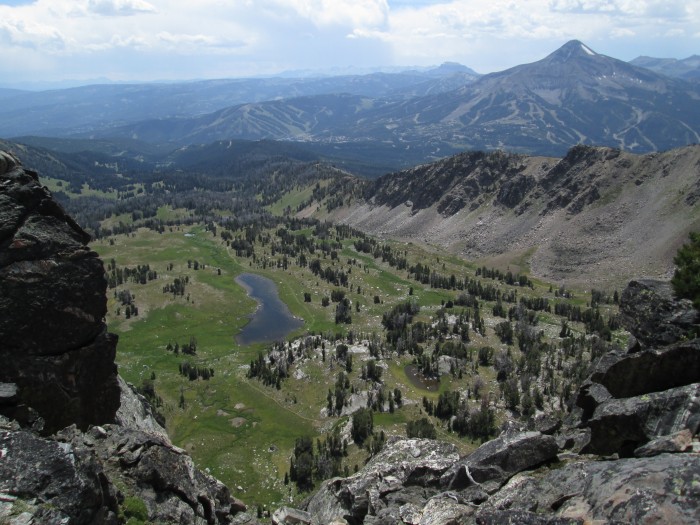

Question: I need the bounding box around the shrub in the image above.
[672,232,700,309]
[406,418,436,439]
[351,408,373,444]
[121,496,149,525]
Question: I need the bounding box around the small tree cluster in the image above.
[163,277,188,296]
[179,361,214,381]
[406,418,436,439]
[351,408,373,445]
[166,336,197,355]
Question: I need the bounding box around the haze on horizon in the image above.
[0,0,697,88]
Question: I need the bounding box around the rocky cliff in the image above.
[275,279,700,524]
[0,152,250,524]
[0,150,120,434]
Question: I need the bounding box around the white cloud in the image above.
[274,0,389,29]
[156,32,248,54]
[610,27,635,38]
[0,0,698,82]
[86,0,156,16]
[0,17,66,51]
[549,0,624,15]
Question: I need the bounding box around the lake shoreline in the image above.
[234,272,304,345]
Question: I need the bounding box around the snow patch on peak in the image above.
[581,44,595,56]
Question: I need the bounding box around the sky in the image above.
[0,0,697,87]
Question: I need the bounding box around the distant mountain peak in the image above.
[547,40,598,63]
[630,54,700,80]
[426,62,480,78]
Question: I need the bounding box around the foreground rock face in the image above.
[0,152,120,434]
[0,152,250,524]
[440,431,558,492]
[483,454,700,525]
[0,417,118,524]
[0,417,248,524]
[305,438,460,524]
[277,278,700,524]
[115,375,169,439]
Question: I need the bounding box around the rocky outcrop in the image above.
[0,417,248,524]
[583,383,700,456]
[0,152,119,434]
[0,152,250,524]
[305,438,459,524]
[0,416,120,524]
[620,279,700,348]
[575,279,700,457]
[65,424,247,524]
[440,432,559,493]
[115,375,169,439]
[299,434,560,525]
[481,454,700,524]
[277,278,699,524]
[587,339,700,398]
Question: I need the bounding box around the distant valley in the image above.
[2,38,699,289]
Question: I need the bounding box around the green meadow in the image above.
[93,208,616,509]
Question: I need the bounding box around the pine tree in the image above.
[672,232,700,309]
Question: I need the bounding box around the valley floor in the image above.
[93,218,624,510]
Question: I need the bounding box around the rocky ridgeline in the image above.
[0,152,250,524]
[275,280,700,524]
[335,144,700,288]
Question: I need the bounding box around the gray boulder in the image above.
[634,429,694,458]
[582,383,700,456]
[474,510,581,524]
[60,423,246,524]
[619,279,699,348]
[0,422,119,524]
[481,454,700,524]
[305,438,459,524]
[588,339,700,399]
[272,506,313,525]
[574,381,612,422]
[0,419,248,525]
[115,375,168,439]
[441,432,559,491]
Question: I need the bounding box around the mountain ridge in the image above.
[631,54,700,81]
[2,40,698,164]
[323,144,700,288]
[78,40,700,158]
